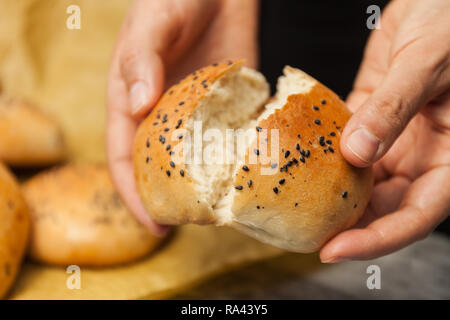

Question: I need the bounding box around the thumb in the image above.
[120,48,165,118]
[341,45,447,167]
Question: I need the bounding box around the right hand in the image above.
[106,0,259,235]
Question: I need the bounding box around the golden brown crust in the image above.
[0,97,65,166]
[231,80,373,252]
[0,163,30,298]
[134,60,242,225]
[22,164,162,267]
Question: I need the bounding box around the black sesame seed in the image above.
[254,148,260,156]
[313,105,320,111]
[235,185,243,190]
[170,161,175,168]
[166,170,171,177]
[336,126,341,130]
[157,114,161,119]
[353,204,357,208]
[328,146,334,153]
[169,151,175,156]
[273,187,279,194]
[146,139,150,148]
[242,165,249,172]
[314,120,321,125]
[300,156,305,163]
[257,205,260,209]
[176,119,182,129]
[162,114,168,123]
[166,144,171,151]
[247,180,253,187]
[180,169,185,177]
[295,202,298,207]
[324,149,328,154]
[342,191,348,198]
[295,143,300,151]
[321,99,326,105]
[178,101,185,106]
[284,150,290,158]
[153,122,159,126]
[287,160,293,167]
[279,179,285,185]
[292,157,298,164]
[256,126,262,132]
[178,134,183,139]
[297,134,301,139]
[146,156,149,163]
[271,163,278,169]
[300,149,306,156]
[159,135,166,144]
[305,150,311,158]
[326,140,332,145]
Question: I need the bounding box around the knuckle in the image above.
[119,49,141,78]
[372,93,408,131]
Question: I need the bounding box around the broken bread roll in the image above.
[22,164,163,266]
[134,61,373,253]
[0,97,65,166]
[0,163,29,298]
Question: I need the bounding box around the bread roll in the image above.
[0,97,65,166]
[0,163,29,298]
[22,164,162,266]
[134,61,373,253]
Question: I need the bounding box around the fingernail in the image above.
[346,127,380,163]
[129,81,149,115]
[321,257,349,264]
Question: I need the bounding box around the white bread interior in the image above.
[184,66,317,225]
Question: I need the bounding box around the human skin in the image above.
[107,0,449,261]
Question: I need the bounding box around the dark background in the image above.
[258,0,449,236]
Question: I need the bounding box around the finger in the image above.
[341,39,449,168]
[320,166,450,262]
[118,0,182,117]
[353,175,411,229]
[107,61,169,237]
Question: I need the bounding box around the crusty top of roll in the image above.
[0,97,65,166]
[134,61,247,225]
[230,67,373,252]
[0,163,29,298]
[22,164,162,266]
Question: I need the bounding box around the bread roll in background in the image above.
[0,97,65,166]
[134,61,373,253]
[22,164,162,267]
[0,163,29,298]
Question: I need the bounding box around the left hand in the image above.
[320,0,450,262]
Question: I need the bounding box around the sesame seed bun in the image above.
[0,163,30,298]
[0,97,65,167]
[133,62,373,253]
[22,164,162,266]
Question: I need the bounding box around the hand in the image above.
[321,0,450,262]
[106,0,259,235]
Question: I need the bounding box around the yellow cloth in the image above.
[0,0,282,299]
